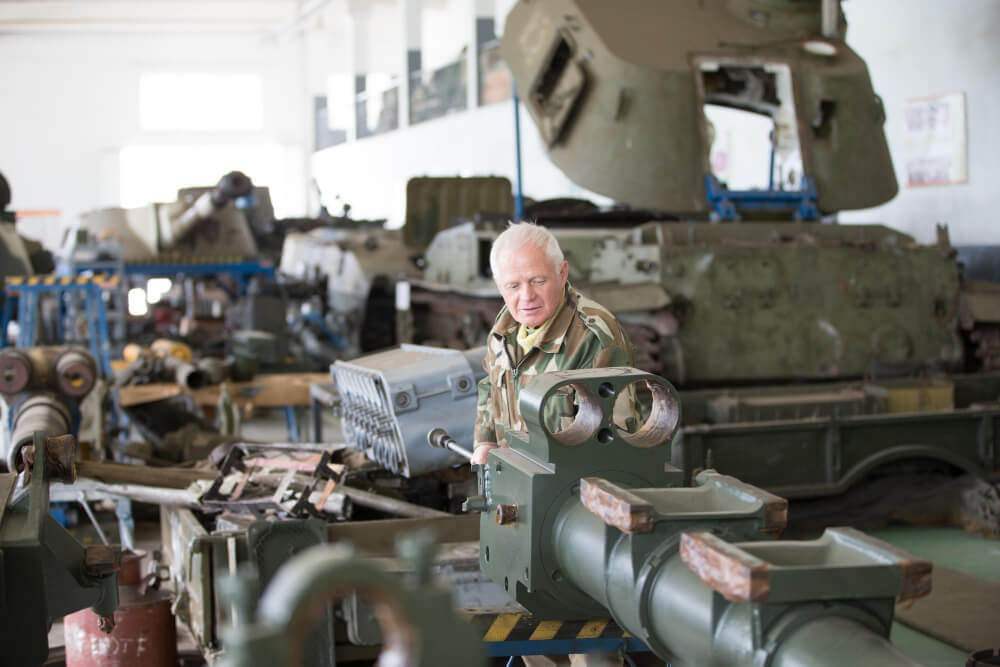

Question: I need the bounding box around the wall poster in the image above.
[903,91,967,187]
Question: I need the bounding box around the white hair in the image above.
[489,222,564,277]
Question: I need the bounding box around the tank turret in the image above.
[501,0,897,217]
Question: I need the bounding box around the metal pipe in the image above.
[340,486,452,519]
[76,490,110,546]
[821,0,839,38]
[163,354,208,390]
[512,84,525,221]
[52,480,202,508]
[426,428,474,461]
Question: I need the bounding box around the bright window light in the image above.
[146,278,172,304]
[128,288,149,316]
[139,73,263,131]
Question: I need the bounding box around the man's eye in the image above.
[505,283,519,291]
[531,278,546,286]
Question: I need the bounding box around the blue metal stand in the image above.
[69,257,276,297]
[3,274,134,548]
[512,84,525,222]
[705,174,820,221]
[284,406,300,443]
[2,275,115,377]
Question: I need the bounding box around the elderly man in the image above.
[472,223,634,667]
[472,221,635,464]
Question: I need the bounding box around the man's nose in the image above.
[519,284,537,300]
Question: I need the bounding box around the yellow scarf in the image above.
[515,293,565,354]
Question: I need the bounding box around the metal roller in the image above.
[0,348,32,394]
[55,348,98,398]
[8,394,73,472]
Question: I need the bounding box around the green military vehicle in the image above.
[408,0,1000,531]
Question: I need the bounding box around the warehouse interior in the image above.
[1,0,998,665]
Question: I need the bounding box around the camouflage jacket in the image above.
[474,284,635,448]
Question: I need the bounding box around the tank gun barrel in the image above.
[165,170,253,244]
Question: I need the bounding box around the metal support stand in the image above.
[2,275,115,377]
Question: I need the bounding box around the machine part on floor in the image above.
[0,432,121,667]
[472,367,931,666]
[117,342,210,390]
[217,532,486,667]
[332,344,487,477]
[0,346,98,472]
[200,444,353,520]
[64,549,178,667]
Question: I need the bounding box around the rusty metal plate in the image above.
[679,531,771,603]
[579,477,653,534]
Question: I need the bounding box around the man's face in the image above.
[494,243,569,328]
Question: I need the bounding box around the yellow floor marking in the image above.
[529,621,563,641]
[484,614,522,642]
[578,619,609,639]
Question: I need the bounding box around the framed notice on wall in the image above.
[903,91,968,187]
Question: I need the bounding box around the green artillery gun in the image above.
[469,368,930,666]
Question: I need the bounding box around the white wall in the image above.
[840,0,1000,243]
[0,31,310,250]
[311,99,609,226]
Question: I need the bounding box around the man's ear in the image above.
[559,260,569,283]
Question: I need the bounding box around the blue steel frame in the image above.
[71,258,276,297]
[485,637,652,658]
[1,275,114,377]
[705,174,820,221]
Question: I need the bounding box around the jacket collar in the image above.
[491,284,578,355]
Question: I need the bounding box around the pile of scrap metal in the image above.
[116,339,254,391]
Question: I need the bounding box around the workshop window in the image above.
[139,72,264,131]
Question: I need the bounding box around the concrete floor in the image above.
[871,526,1000,665]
